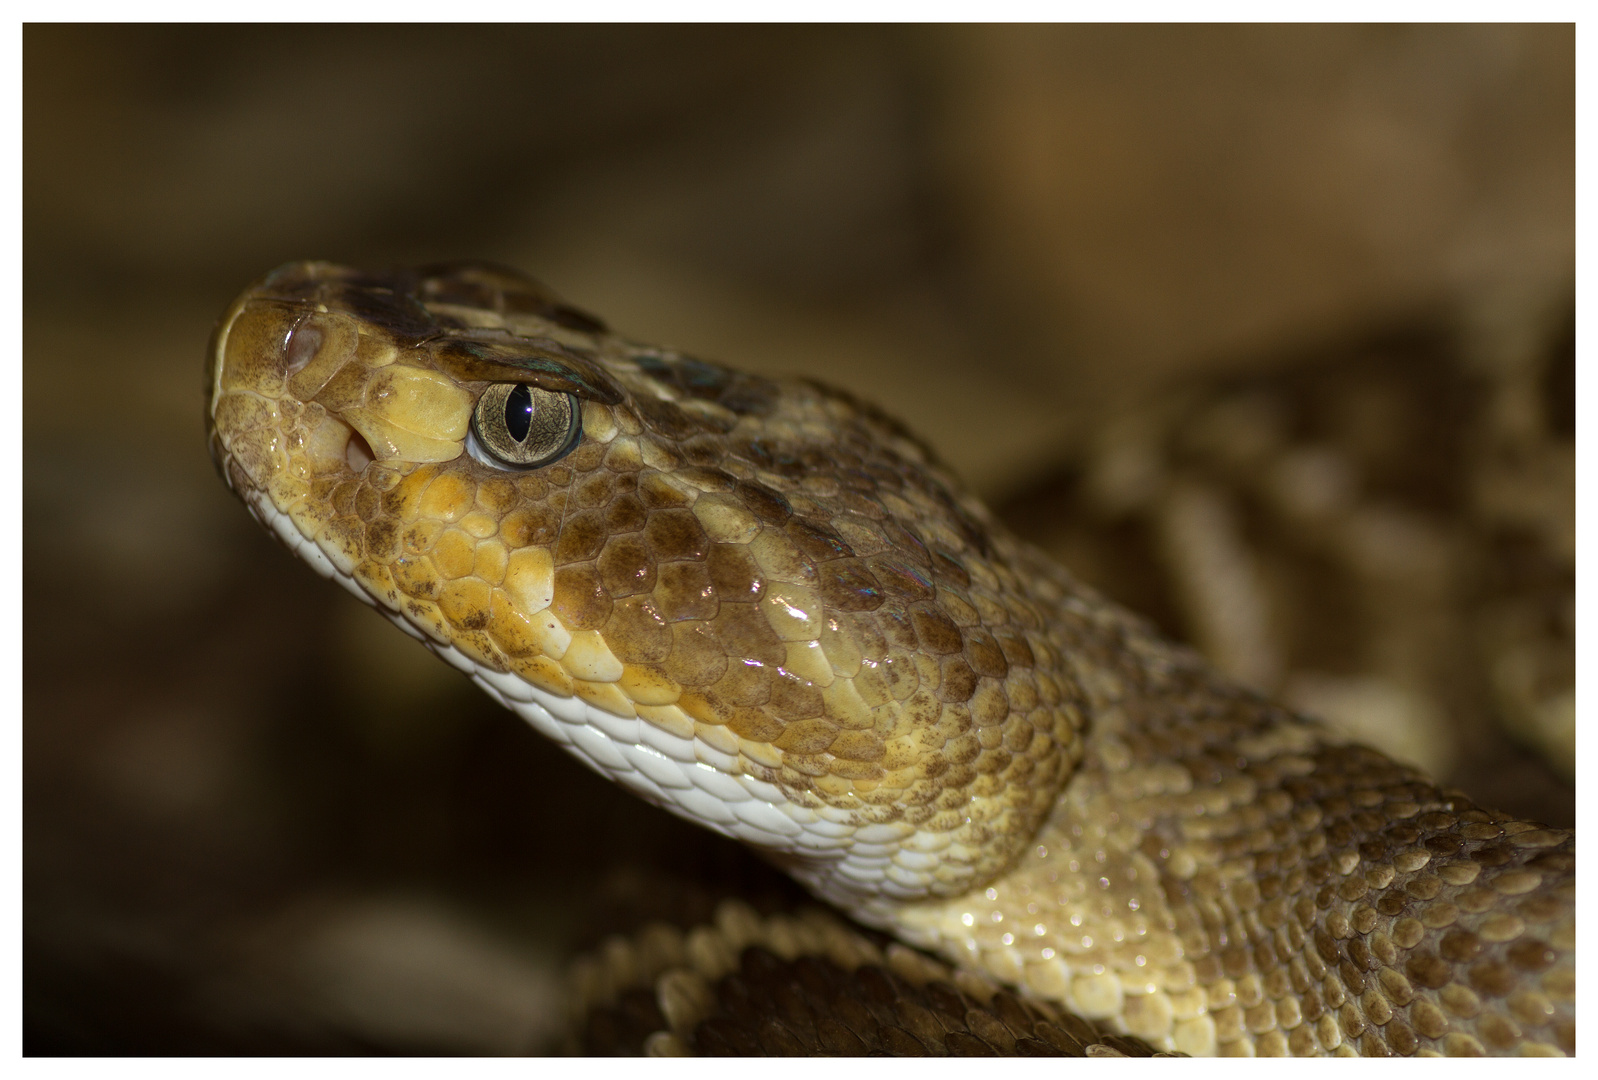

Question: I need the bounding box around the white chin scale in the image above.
[245,493,940,919]
[247,491,366,605]
[463,667,942,921]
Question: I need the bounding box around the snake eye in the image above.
[468,383,581,469]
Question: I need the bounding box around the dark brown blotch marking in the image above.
[655,560,719,622]
[878,609,919,651]
[937,657,980,704]
[551,563,611,630]
[1300,986,1325,1022]
[815,1017,867,1055]
[833,488,885,519]
[718,377,778,417]
[711,660,775,708]
[880,518,931,567]
[736,480,792,525]
[786,519,852,562]
[911,606,964,656]
[773,717,838,754]
[365,520,401,562]
[706,543,764,602]
[814,558,883,612]
[597,533,656,597]
[1404,953,1450,990]
[604,597,671,664]
[963,628,1010,679]
[430,337,623,405]
[965,1008,1016,1053]
[555,509,608,565]
[725,706,781,743]
[664,621,729,687]
[993,629,1034,668]
[336,282,437,342]
[767,669,824,720]
[1438,930,1482,964]
[633,394,701,440]
[1385,1019,1418,1055]
[1505,938,1557,973]
[871,554,935,602]
[574,470,617,509]
[712,602,786,666]
[565,440,607,474]
[829,729,885,762]
[736,437,807,477]
[645,508,708,562]
[680,435,727,465]
[604,492,648,534]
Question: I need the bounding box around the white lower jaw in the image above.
[240,485,948,919]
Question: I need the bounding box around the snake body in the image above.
[206,261,1573,1056]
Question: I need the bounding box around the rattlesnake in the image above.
[205,261,1573,1056]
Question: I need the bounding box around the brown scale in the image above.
[917,636,1576,1055]
[207,261,1573,1056]
[566,902,1175,1057]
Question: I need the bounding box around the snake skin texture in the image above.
[568,899,1177,1056]
[206,261,1574,1057]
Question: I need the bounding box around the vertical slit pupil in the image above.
[504,385,534,442]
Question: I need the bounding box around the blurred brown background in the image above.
[24,25,1573,1055]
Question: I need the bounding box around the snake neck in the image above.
[866,555,1574,1055]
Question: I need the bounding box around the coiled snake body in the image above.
[206,262,1573,1056]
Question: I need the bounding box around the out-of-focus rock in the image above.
[929,25,1573,424]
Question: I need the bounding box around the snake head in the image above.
[206,261,1088,918]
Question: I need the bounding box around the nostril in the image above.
[284,323,322,375]
[346,430,374,472]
